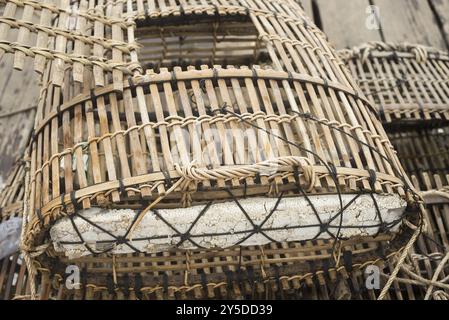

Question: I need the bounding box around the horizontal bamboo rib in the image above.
[62,242,386,274]
[36,165,406,215]
[31,67,373,140]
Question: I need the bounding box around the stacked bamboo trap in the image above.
[340,42,449,127]
[340,42,449,300]
[0,1,423,300]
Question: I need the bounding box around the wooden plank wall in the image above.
[303,0,449,50]
[314,0,381,48]
[430,0,449,46]
[0,55,39,189]
[376,0,446,49]
[299,0,314,18]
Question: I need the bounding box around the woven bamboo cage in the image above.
[339,42,449,128]
[389,128,449,192]
[338,42,449,299]
[0,0,421,299]
[388,127,449,255]
[380,127,449,300]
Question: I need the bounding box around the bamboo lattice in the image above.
[339,42,449,127]
[0,0,422,299]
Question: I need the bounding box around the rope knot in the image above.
[175,161,200,182]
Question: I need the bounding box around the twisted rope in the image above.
[424,252,449,300]
[377,214,425,300]
[175,156,315,191]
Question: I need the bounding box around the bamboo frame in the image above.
[0,0,421,299]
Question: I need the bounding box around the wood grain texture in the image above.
[374,0,446,49]
[429,0,449,49]
[315,0,382,48]
[0,55,39,189]
[299,0,314,20]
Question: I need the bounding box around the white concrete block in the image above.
[50,194,406,259]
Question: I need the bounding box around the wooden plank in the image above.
[299,0,314,20]
[92,0,106,86]
[374,0,446,49]
[109,92,136,199]
[73,83,90,209]
[0,55,38,188]
[125,0,157,198]
[72,0,88,83]
[429,0,449,49]
[315,0,381,48]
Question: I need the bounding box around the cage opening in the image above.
[135,15,272,72]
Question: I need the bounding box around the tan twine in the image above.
[377,212,425,300]
[424,252,449,300]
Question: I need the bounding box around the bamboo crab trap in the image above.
[339,42,449,300]
[339,42,449,128]
[387,128,449,300]
[0,0,422,299]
